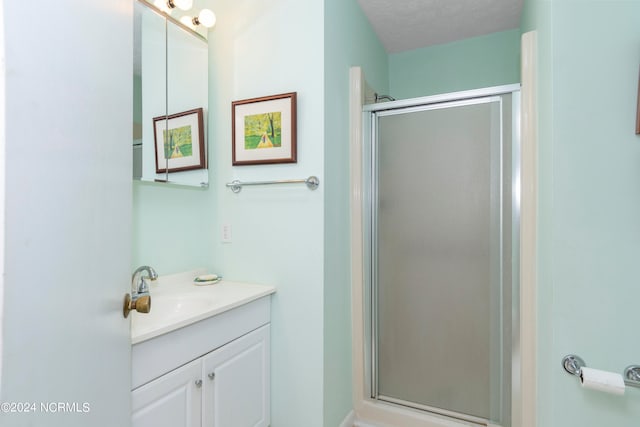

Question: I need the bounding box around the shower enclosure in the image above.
[363,86,520,426]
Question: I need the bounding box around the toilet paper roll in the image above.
[580,367,625,395]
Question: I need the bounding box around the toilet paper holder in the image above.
[562,354,640,388]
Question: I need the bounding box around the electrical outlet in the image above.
[222,224,232,243]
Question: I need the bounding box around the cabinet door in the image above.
[133,358,203,427]
[202,325,270,427]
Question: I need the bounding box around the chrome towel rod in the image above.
[226,176,320,193]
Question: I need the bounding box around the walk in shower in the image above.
[363,86,520,426]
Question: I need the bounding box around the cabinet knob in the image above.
[195,379,203,388]
[208,372,215,380]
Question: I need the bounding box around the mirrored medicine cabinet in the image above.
[133,0,209,188]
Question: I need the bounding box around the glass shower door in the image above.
[369,95,514,426]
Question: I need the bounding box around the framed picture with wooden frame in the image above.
[153,108,206,174]
[232,92,297,165]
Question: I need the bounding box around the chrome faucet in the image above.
[124,266,158,318]
[131,265,158,299]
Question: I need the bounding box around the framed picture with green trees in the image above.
[232,92,297,165]
[153,108,205,173]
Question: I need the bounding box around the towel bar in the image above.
[226,176,320,193]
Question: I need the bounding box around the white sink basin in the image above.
[130,270,276,344]
[149,295,215,321]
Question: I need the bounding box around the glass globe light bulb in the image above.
[197,9,216,28]
[179,16,195,29]
[173,0,193,11]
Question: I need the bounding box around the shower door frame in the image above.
[362,84,521,427]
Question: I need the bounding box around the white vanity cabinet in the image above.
[131,281,275,427]
[202,325,270,427]
[132,325,270,427]
[132,358,202,427]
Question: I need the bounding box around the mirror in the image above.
[133,0,209,188]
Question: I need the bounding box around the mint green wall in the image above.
[323,0,388,425]
[208,0,325,425]
[523,1,640,425]
[389,29,521,99]
[131,181,214,275]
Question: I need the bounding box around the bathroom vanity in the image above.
[131,271,275,427]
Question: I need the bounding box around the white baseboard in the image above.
[340,411,356,427]
[353,420,381,427]
[344,412,382,427]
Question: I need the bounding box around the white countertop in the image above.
[131,270,276,344]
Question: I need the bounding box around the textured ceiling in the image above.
[356,0,524,53]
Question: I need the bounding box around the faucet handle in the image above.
[139,276,152,294]
[123,293,152,318]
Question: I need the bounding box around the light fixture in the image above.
[153,0,172,14]
[192,9,216,28]
[167,0,193,11]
